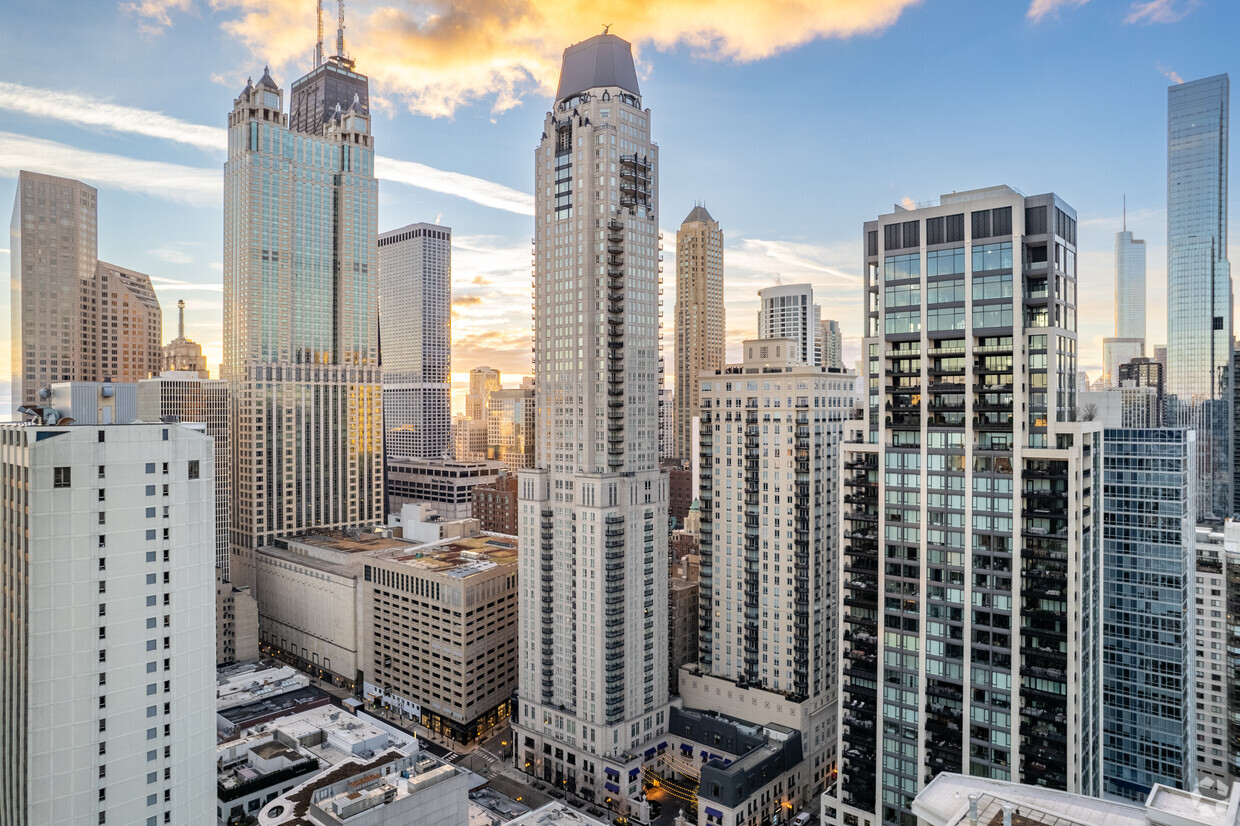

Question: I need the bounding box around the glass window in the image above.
[884,310,921,335]
[929,307,965,332]
[972,275,1013,301]
[928,279,964,304]
[927,248,965,276]
[973,305,1013,330]
[972,243,1012,272]
[884,284,921,308]
[884,253,920,281]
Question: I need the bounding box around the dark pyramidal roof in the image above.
[683,205,715,225]
[556,33,640,103]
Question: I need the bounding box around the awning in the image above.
[644,747,656,758]
[605,768,620,779]
[605,782,620,793]
[680,744,694,753]
[629,768,640,780]
[658,741,668,750]
[705,807,724,819]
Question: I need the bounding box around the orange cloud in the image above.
[133,0,922,117]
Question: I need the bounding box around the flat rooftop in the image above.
[913,774,1146,826]
[291,531,412,554]
[369,533,518,576]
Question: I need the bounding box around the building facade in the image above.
[1165,74,1232,519]
[829,187,1102,826]
[378,222,452,461]
[361,533,519,744]
[1100,428,1196,801]
[758,284,821,366]
[1114,228,1147,345]
[0,422,216,825]
[1193,524,1235,798]
[223,61,383,589]
[685,338,855,801]
[386,457,505,521]
[487,387,535,470]
[673,204,725,462]
[471,474,519,535]
[515,33,671,812]
[821,318,845,370]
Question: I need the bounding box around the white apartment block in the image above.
[515,33,670,814]
[0,422,216,825]
[1195,524,1236,798]
[758,284,821,366]
[378,223,452,461]
[682,338,855,802]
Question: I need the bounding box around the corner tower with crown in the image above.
[222,6,381,616]
[514,32,671,817]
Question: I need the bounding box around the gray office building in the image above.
[1100,428,1196,801]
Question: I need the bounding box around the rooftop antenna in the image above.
[177,299,186,340]
[602,23,612,34]
[336,0,346,58]
[1123,194,1127,232]
[314,0,324,66]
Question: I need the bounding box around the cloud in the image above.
[471,275,492,286]
[1157,64,1184,84]
[1027,0,1089,21]
[1125,0,1199,24]
[148,245,198,264]
[375,156,533,216]
[149,276,224,291]
[132,0,922,117]
[2,80,532,214]
[0,132,221,207]
[452,295,484,306]
[0,81,223,155]
[121,0,195,33]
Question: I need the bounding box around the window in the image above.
[54,467,72,488]
[972,242,1012,272]
[188,460,199,480]
[884,252,919,281]
[972,274,1013,301]
[145,463,156,474]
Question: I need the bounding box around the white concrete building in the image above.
[515,32,670,813]
[378,222,452,461]
[1195,524,1237,798]
[758,284,821,366]
[385,456,506,520]
[0,421,216,825]
[683,338,855,800]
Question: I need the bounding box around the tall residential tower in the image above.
[515,33,670,813]
[828,187,1102,826]
[673,204,725,462]
[223,56,381,588]
[758,283,821,366]
[1166,74,1231,518]
[378,222,452,460]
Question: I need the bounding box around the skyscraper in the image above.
[466,366,501,422]
[163,300,210,377]
[515,33,670,811]
[821,317,845,370]
[829,187,1102,826]
[10,173,164,408]
[223,52,381,588]
[683,338,856,800]
[1100,427,1196,801]
[1166,73,1231,519]
[378,222,452,460]
[10,171,98,408]
[1101,220,1148,386]
[0,421,216,825]
[673,204,724,461]
[758,283,820,366]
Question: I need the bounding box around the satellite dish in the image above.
[37,388,50,400]
[58,417,75,426]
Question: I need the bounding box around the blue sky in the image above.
[1,0,1235,410]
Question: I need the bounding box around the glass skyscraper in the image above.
[223,57,382,588]
[1099,428,1196,802]
[1166,74,1230,519]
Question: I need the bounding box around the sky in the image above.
[0,0,1236,413]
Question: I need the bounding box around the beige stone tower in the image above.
[163,299,209,377]
[672,204,724,461]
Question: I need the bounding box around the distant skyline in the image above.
[1,0,1236,412]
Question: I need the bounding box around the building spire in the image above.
[177,299,186,341]
[314,0,324,66]
[1123,194,1126,232]
[336,0,345,58]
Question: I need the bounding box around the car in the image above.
[793,813,812,826]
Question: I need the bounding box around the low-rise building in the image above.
[910,772,1240,826]
[257,744,468,826]
[386,457,505,520]
[218,580,259,666]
